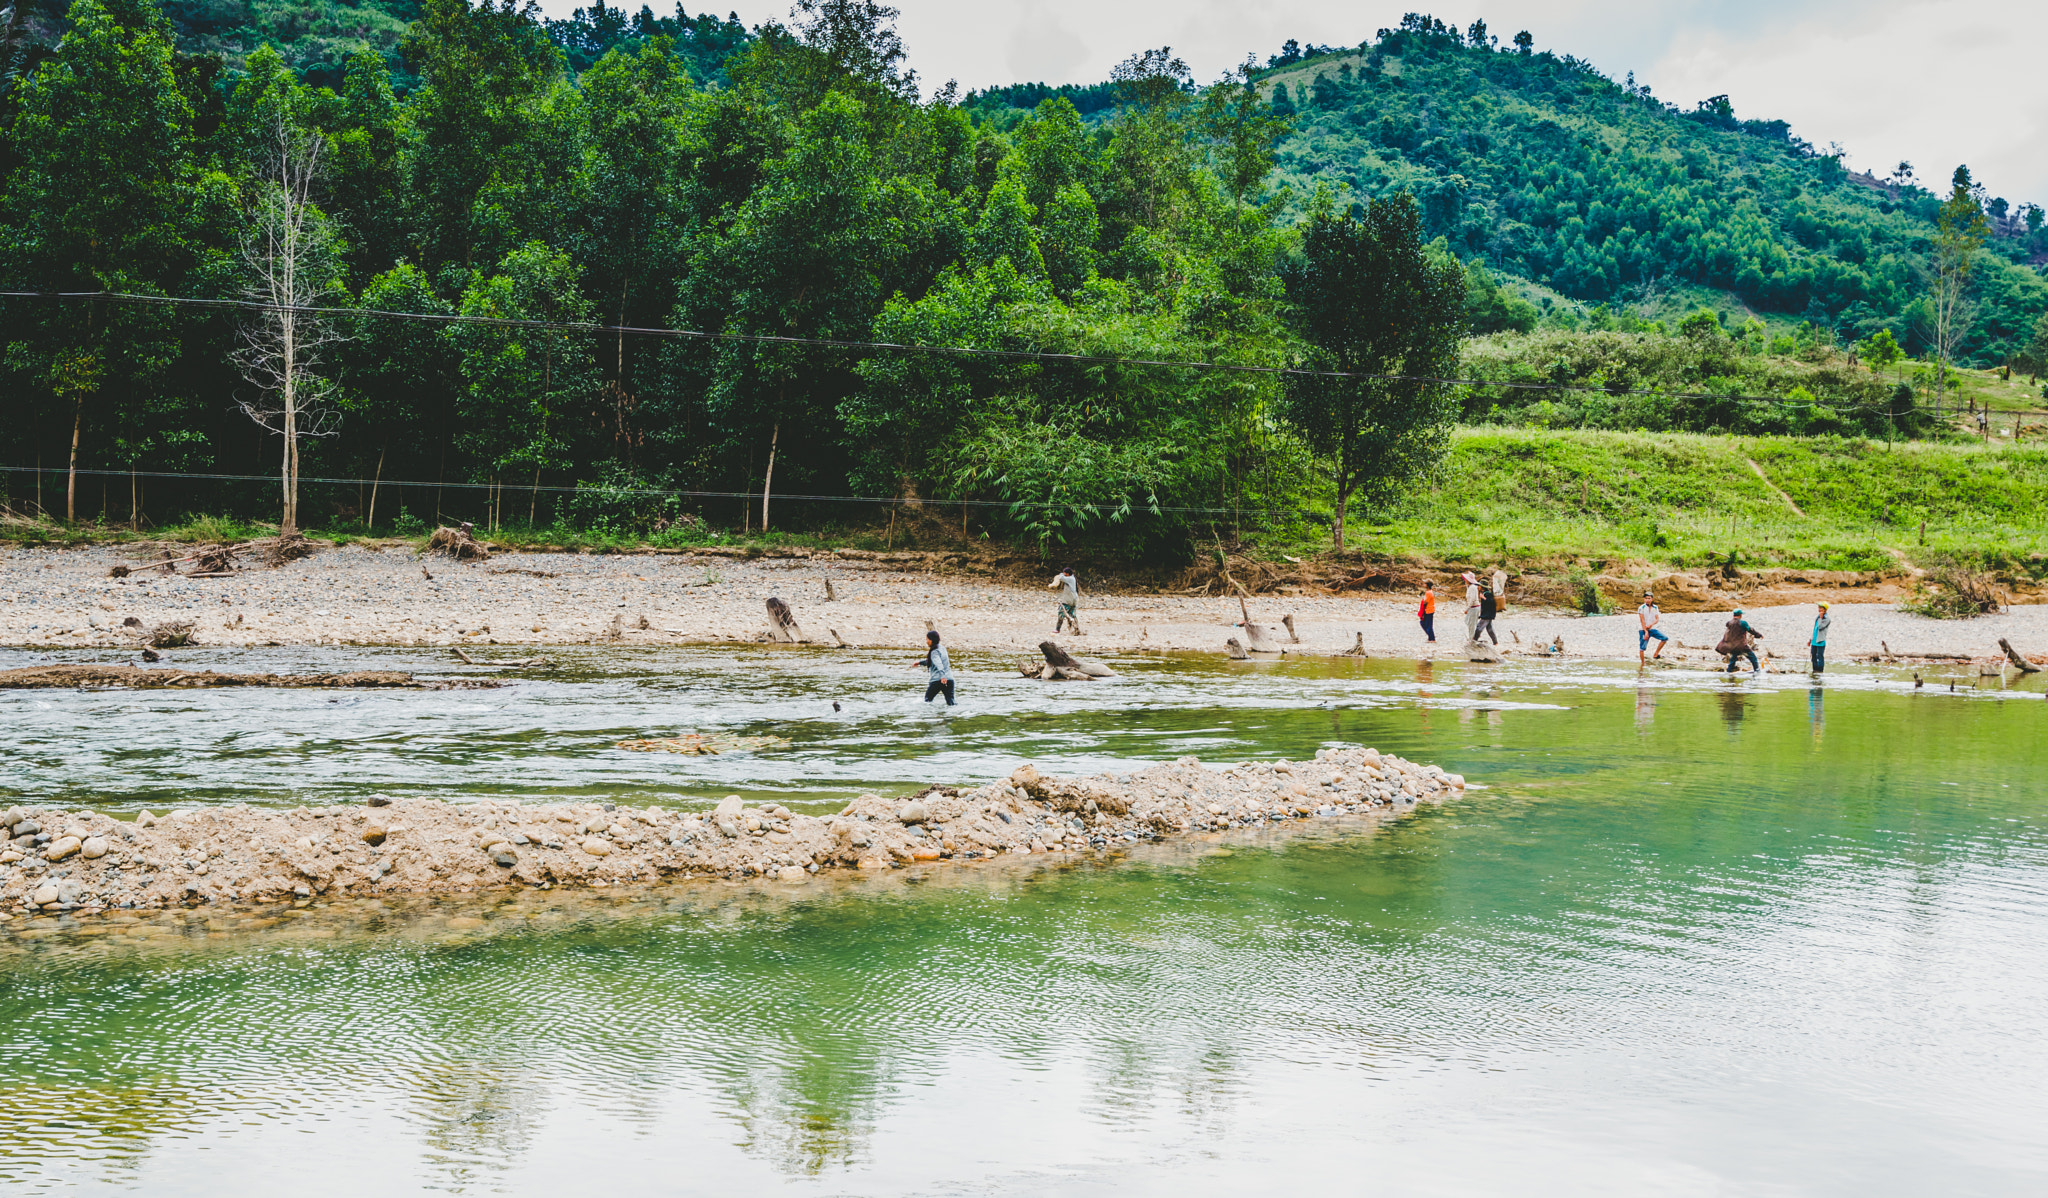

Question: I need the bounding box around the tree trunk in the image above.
[66,392,82,523]
[529,462,540,528]
[129,469,137,531]
[367,446,384,534]
[760,421,779,531]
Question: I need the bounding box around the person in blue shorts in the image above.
[1637,591,1668,663]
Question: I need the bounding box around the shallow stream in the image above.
[2,648,2045,1194]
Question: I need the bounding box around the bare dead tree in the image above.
[232,109,346,534]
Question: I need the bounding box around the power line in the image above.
[0,288,1900,411]
[0,465,1267,516]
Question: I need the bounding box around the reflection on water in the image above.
[3,651,2047,1194]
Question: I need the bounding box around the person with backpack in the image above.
[1474,580,1500,645]
[918,629,956,705]
[1716,609,1762,674]
[1418,581,1437,644]
[1809,603,1831,674]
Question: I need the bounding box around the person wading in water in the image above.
[919,629,955,705]
[1717,609,1762,674]
[1474,579,1500,646]
[1809,602,1831,674]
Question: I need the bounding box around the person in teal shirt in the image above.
[1809,603,1831,674]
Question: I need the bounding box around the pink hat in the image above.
[1461,572,1477,584]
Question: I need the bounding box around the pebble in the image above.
[81,836,108,859]
[897,801,929,823]
[361,826,387,846]
[581,837,612,856]
[44,836,81,861]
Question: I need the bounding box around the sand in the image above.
[3,541,2045,665]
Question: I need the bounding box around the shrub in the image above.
[1899,562,2006,618]
[1565,566,1613,614]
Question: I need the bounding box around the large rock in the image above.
[44,835,81,861]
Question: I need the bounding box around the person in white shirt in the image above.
[1637,592,1667,663]
[1049,567,1081,633]
[1461,572,1480,641]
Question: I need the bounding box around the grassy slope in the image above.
[1343,429,2048,575]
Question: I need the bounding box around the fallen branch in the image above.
[0,664,493,690]
[1999,638,2041,674]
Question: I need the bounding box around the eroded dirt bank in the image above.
[0,748,1462,916]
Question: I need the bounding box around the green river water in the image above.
[1,648,2045,1195]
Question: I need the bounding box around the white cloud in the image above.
[524,0,2048,202]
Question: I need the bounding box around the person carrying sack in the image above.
[1716,609,1762,674]
[1049,567,1081,634]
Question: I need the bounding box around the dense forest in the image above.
[1,2,2042,553]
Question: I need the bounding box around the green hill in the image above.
[980,16,2048,367]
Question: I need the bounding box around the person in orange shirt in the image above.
[1418,582,1437,643]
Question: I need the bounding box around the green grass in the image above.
[12,431,2048,583]
[1321,428,2048,576]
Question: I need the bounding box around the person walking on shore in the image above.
[1717,608,1762,674]
[919,629,956,705]
[1809,602,1831,674]
[1418,582,1437,644]
[1637,591,1668,663]
[1474,579,1499,645]
[1050,567,1081,634]
[1461,572,1480,641]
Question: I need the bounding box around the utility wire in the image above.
[0,465,1252,516]
[0,288,1903,411]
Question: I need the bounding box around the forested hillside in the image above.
[973,15,2048,365]
[1,1,2042,557]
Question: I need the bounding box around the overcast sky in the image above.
[536,0,2048,204]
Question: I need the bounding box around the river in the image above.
[2,648,2044,1194]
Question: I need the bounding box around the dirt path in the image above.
[4,542,2046,664]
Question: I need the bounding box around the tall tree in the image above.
[449,241,597,529]
[2,0,197,521]
[1926,165,1988,417]
[231,46,348,534]
[1280,194,1464,548]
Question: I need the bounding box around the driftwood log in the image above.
[0,665,491,690]
[1239,623,1284,653]
[1281,614,1300,643]
[765,597,803,643]
[427,525,488,562]
[1999,638,2041,673]
[1342,632,1365,657]
[1224,637,1249,660]
[1034,640,1114,679]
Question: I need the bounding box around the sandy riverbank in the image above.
[0,749,1460,915]
[3,542,2045,665]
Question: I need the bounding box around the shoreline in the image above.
[3,542,2045,665]
[0,749,1461,917]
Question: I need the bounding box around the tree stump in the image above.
[765,597,802,643]
[1225,637,1248,660]
[1998,638,2040,673]
[1343,631,1365,656]
[1281,614,1300,643]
